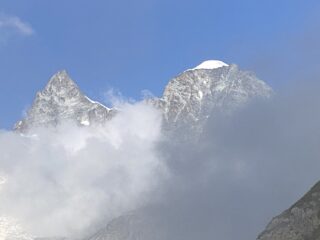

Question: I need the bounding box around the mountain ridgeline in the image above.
[14,61,272,137]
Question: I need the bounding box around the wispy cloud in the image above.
[0,13,34,42]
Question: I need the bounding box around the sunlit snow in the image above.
[192,60,229,70]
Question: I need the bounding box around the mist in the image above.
[2,82,320,240]
[135,81,320,240]
[0,102,166,238]
[1,78,320,240]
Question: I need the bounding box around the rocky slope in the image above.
[257,181,320,240]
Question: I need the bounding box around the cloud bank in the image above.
[130,80,320,240]
[0,102,166,238]
[1,77,320,240]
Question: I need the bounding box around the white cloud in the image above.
[0,101,167,238]
[0,13,34,41]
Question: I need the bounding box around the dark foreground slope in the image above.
[258,181,320,240]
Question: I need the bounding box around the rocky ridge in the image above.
[257,181,320,240]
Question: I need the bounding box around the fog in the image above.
[1,1,320,239]
[137,81,320,240]
[1,80,320,240]
[0,102,167,238]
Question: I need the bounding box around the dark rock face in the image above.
[257,181,320,240]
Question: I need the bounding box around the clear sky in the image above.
[1,0,320,129]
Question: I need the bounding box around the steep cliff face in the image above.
[257,181,320,240]
[14,70,114,132]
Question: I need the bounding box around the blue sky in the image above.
[1,0,320,128]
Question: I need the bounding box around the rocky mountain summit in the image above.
[153,61,272,135]
[14,70,114,132]
[257,181,320,240]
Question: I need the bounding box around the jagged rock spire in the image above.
[15,70,113,132]
[44,70,79,94]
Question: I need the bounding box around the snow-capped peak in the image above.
[192,60,229,70]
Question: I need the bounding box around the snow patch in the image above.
[198,90,203,99]
[192,60,229,70]
[80,119,90,126]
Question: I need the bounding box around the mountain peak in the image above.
[156,62,272,137]
[15,71,113,132]
[192,60,229,70]
[54,69,68,76]
[45,70,78,92]
[48,70,71,82]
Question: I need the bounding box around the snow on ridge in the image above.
[85,96,111,111]
[192,60,229,70]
